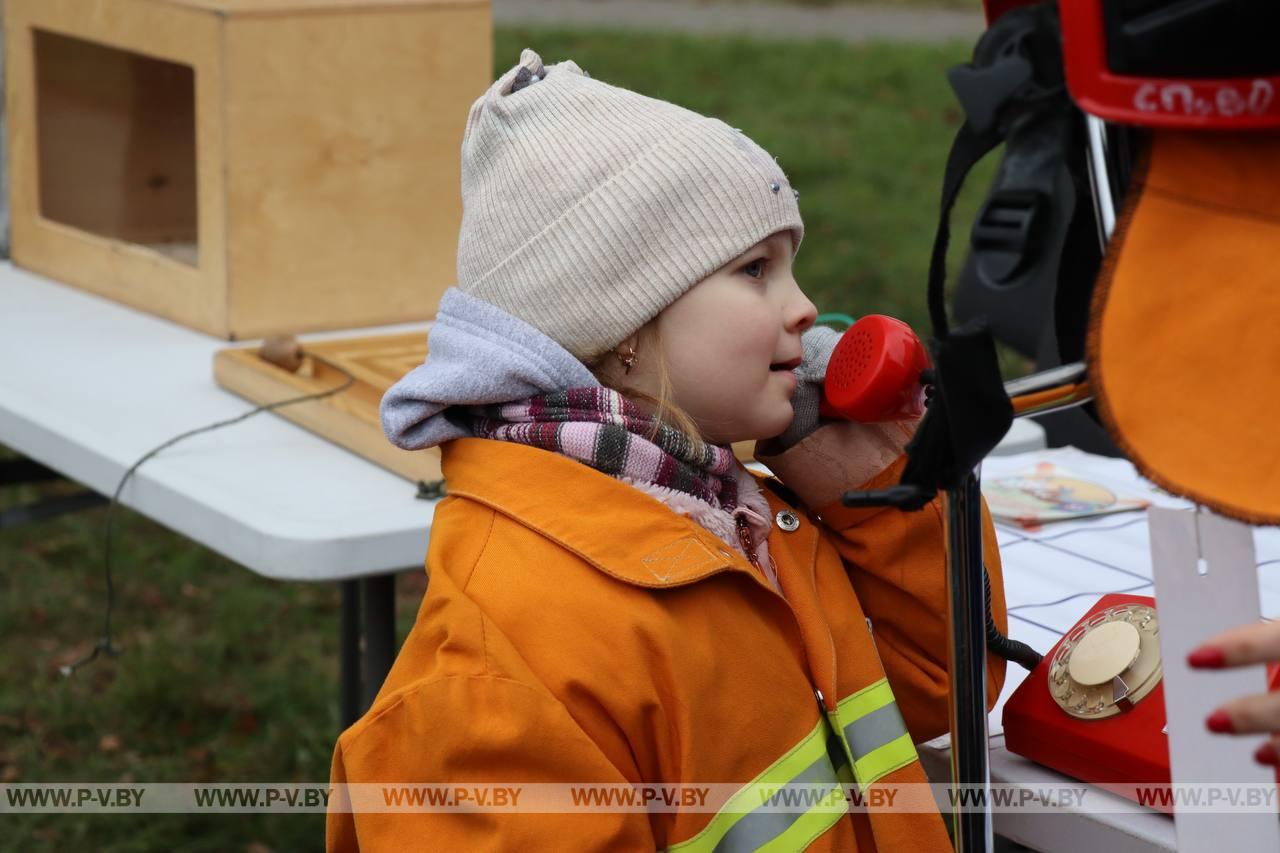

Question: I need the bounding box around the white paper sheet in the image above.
[1148,507,1280,852]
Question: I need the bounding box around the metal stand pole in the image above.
[945,470,992,853]
[937,368,1093,851]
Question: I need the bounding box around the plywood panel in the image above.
[223,4,490,338]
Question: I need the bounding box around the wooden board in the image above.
[214,332,760,485]
[220,5,490,339]
[214,333,443,485]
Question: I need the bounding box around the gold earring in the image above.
[616,343,637,374]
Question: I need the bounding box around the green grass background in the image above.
[1,26,1008,852]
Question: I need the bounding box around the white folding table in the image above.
[0,261,440,725]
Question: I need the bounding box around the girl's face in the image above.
[647,230,818,445]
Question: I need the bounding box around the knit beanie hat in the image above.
[455,48,805,363]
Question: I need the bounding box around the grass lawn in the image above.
[1,27,1010,852]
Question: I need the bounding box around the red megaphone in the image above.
[820,315,932,423]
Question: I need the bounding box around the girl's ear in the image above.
[610,330,647,377]
[607,316,664,378]
[615,321,652,358]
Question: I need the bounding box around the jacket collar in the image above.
[440,437,800,590]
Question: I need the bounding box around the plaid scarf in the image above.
[468,387,743,513]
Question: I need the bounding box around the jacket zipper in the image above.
[736,511,841,718]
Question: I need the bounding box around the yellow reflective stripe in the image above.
[845,702,909,768]
[852,732,917,790]
[834,679,895,727]
[833,678,920,790]
[664,718,833,853]
[753,799,846,853]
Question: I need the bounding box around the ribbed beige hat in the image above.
[456,48,805,362]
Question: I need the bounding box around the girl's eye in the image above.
[743,259,766,279]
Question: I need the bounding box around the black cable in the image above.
[984,561,1044,671]
[59,352,357,676]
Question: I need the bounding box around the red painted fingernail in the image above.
[1205,710,1235,733]
[1187,647,1226,668]
[1255,743,1278,765]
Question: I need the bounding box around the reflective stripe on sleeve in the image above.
[834,678,919,790]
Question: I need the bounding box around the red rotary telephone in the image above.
[1003,593,1280,814]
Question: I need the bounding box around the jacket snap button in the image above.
[776,510,800,532]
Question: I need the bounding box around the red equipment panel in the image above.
[983,1,1280,128]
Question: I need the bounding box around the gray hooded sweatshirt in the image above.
[381,287,602,451]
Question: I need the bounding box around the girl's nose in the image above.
[789,291,818,334]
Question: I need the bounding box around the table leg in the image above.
[360,573,397,710]
[0,491,108,528]
[0,455,108,528]
[337,573,399,729]
[340,579,361,729]
[0,456,66,484]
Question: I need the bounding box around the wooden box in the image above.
[4,0,491,339]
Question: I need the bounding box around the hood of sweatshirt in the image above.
[381,286,602,452]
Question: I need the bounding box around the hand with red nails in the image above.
[1186,619,1280,766]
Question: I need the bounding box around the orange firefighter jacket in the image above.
[327,419,1008,851]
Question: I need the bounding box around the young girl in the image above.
[327,48,1008,852]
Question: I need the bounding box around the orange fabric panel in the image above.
[1088,130,1280,523]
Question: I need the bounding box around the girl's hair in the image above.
[584,324,707,452]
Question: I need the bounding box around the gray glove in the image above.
[762,324,844,453]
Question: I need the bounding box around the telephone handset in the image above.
[821,314,931,424]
